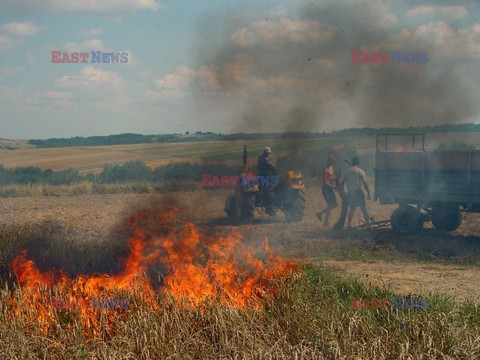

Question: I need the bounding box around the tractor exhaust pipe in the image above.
[243,145,247,166]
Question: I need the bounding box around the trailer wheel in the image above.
[391,206,422,234]
[431,204,461,231]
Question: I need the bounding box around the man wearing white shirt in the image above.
[341,157,371,228]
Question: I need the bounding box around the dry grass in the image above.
[0,265,479,359]
[0,181,200,198]
[0,218,479,359]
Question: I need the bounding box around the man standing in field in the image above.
[316,155,337,226]
[341,157,371,228]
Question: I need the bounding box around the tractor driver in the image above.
[257,147,276,216]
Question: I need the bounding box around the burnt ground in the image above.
[1,186,480,303]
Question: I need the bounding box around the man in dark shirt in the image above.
[257,147,276,176]
[257,147,276,216]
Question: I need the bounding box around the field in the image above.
[2,187,480,301]
[0,137,353,174]
[1,135,480,358]
[2,132,480,174]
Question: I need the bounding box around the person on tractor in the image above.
[257,147,276,216]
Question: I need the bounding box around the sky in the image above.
[0,0,479,139]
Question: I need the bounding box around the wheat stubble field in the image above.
[0,137,480,358]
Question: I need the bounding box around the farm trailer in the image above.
[374,133,480,234]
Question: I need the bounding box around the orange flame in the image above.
[7,206,298,337]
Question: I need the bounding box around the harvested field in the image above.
[2,185,480,302]
[2,137,480,358]
[0,137,368,173]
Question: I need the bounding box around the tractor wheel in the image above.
[283,189,305,222]
[431,204,462,231]
[391,206,423,234]
[240,194,255,221]
[225,194,238,220]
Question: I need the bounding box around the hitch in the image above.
[354,217,391,230]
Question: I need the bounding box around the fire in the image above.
[6,205,298,337]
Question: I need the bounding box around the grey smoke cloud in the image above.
[192,0,480,133]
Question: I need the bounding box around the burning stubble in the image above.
[6,205,298,337]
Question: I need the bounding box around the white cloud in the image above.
[415,21,480,59]
[147,54,257,101]
[65,38,104,52]
[0,21,40,51]
[0,21,39,36]
[407,6,468,21]
[147,65,196,100]
[154,65,195,89]
[145,89,184,101]
[0,34,20,51]
[55,66,123,90]
[231,17,333,48]
[45,91,73,101]
[250,76,305,94]
[0,0,161,15]
[380,21,480,60]
[78,27,103,36]
[27,90,73,104]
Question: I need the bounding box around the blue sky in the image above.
[0,0,479,138]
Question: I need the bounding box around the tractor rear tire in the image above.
[240,194,255,221]
[225,193,255,223]
[431,204,461,231]
[391,205,423,234]
[225,194,238,220]
[284,189,305,222]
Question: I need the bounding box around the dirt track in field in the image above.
[1,185,480,303]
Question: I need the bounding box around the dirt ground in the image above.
[1,185,480,303]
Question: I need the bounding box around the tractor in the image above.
[224,146,305,223]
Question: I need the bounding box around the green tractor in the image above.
[224,146,305,223]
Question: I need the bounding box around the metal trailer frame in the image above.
[376,133,425,152]
[358,133,480,233]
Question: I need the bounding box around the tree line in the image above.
[28,123,480,148]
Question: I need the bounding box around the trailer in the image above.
[374,133,480,234]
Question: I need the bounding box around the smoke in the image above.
[192,0,479,133]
